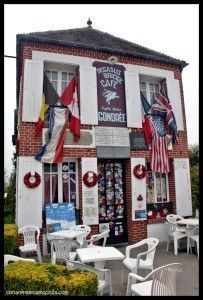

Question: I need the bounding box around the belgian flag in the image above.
[34,72,59,138]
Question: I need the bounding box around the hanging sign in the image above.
[93,61,127,127]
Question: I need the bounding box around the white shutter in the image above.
[124,71,142,128]
[81,157,98,225]
[131,158,147,221]
[80,66,98,125]
[22,59,43,122]
[174,158,192,217]
[166,78,184,130]
[16,157,43,228]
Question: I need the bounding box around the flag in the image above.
[140,91,152,144]
[151,79,178,144]
[35,107,68,163]
[60,76,80,142]
[34,72,59,138]
[148,115,170,173]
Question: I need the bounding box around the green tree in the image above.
[189,144,199,214]
[4,153,16,223]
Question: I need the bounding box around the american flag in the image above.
[151,79,178,144]
[148,115,170,173]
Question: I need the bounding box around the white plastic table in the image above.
[48,229,82,239]
[177,218,199,227]
[76,246,125,269]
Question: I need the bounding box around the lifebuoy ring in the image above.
[24,172,41,189]
[133,164,147,179]
[83,171,98,188]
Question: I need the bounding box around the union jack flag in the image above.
[147,115,170,173]
[151,79,178,144]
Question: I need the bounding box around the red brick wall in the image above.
[17,41,190,247]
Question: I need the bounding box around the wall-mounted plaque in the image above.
[130,132,149,150]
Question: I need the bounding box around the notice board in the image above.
[45,203,76,230]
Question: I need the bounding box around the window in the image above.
[43,161,78,208]
[146,161,169,204]
[140,81,159,106]
[45,68,75,96]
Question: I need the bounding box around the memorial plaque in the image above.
[95,126,130,147]
[130,132,149,150]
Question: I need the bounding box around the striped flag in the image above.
[151,79,178,144]
[34,72,59,138]
[60,76,80,142]
[35,108,68,163]
[147,115,170,173]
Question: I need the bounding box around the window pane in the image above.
[155,84,159,92]
[52,174,58,203]
[52,164,58,172]
[44,163,50,173]
[150,92,155,103]
[69,73,74,81]
[161,174,167,202]
[62,163,69,172]
[146,171,155,204]
[44,174,50,204]
[63,172,69,202]
[62,82,67,93]
[62,72,67,81]
[70,173,76,206]
[140,82,146,91]
[156,173,162,202]
[149,83,154,91]
[52,81,58,91]
[46,71,51,80]
[69,162,76,172]
[142,91,147,99]
[52,71,58,80]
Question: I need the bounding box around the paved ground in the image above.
[40,241,199,296]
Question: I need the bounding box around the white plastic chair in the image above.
[50,239,77,264]
[18,225,42,262]
[86,230,110,247]
[122,238,159,284]
[126,263,182,296]
[166,214,187,255]
[68,225,91,248]
[66,260,112,296]
[186,226,199,259]
[4,254,36,266]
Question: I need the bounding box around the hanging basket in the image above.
[83,171,98,188]
[24,172,41,189]
[133,164,147,179]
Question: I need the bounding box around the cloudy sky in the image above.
[4,4,199,177]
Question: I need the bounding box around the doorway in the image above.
[98,159,128,244]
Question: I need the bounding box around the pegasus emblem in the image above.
[102,89,119,105]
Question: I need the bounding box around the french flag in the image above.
[60,76,80,142]
[35,108,68,163]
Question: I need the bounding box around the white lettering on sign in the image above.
[95,127,130,147]
[98,112,126,122]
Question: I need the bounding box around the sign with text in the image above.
[130,132,149,150]
[93,61,127,127]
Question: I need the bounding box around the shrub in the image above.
[4,224,18,255]
[4,261,98,296]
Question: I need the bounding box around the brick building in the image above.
[13,21,192,250]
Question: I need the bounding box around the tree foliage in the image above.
[189,144,199,213]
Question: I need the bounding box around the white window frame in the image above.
[139,79,160,105]
[146,161,170,204]
[44,62,76,96]
[43,159,79,208]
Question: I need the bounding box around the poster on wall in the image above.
[93,61,127,127]
[45,203,76,230]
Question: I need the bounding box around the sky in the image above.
[4,4,199,178]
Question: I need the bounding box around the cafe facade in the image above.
[13,22,192,251]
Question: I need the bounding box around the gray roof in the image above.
[17,26,188,68]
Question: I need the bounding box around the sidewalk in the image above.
[40,241,199,296]
[106,242,199,296]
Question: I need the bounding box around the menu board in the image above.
[45,203,76,230]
